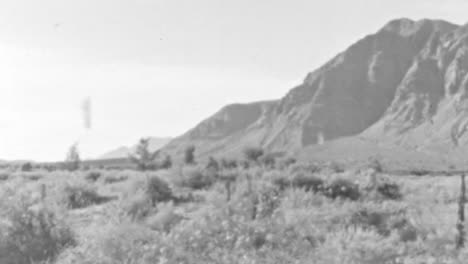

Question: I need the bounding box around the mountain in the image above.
[99,137,172,159]
[164,18,468,165]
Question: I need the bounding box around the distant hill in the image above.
[164,18,468,166]
[99,137,172,159]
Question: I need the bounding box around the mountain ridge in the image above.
[164,18,468,163]
[99,137,172,159]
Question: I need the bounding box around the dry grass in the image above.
[1,163,468,263]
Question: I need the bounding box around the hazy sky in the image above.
[0,0,467,161]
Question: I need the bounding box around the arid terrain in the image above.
[1,152,468,264]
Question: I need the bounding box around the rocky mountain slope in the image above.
[165,18,468,162]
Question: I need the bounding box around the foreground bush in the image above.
[377,182,402,200]
[63,183,103,209]
[0,195,76,264]
[324,178,360,200]
[103,173,129,184]
[85,171,102,182]
[271,172,323,193]
[0,172,9,181]
[121,192,153,221]
[144,203,185,232]
[174,166,215,190]
[145,175,173,206]
[292,173,324,192]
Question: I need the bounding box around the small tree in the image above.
[243,146,264,163]
[206,156,220,171]
[184,145,196,165]
[129,138,159,171]
[160,155,173,169]
[65,143,81,171]
[21,162,33,172]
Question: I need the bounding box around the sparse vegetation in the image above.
[1,154,468,263]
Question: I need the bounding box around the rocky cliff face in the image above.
[165,18,468,158]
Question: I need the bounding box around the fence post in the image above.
[456,174,466,249]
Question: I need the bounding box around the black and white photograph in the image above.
[1,0,468,263]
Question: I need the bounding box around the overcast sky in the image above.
[0,0,467,161]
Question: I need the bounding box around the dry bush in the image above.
[173,166,215,190]
[103,173,129,184]
[85,171,102,182]
[292,173,324,192]
[269,171,324,193]
[13,171,45,181]
[0,194,76,264]
[324,178,360,200]
[377,182,402,200]
[144,203,185,232]
[120,191,153,221]
[0,172,9,181]
[350,204,417,242]
[62,182,104,209]
[59,223,159,264]
[145,175,173,206]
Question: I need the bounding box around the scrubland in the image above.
[0,158,467,264]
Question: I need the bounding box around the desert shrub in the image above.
[174,166,215,190]
[144,203,185,232]
[145,175,173,206]
[270,172,323,193]
[377,182,402,200]
[121,192,153,221]
[55,224,157,264]
[351,209,387,233]
[103,173,128,184]
[206,156,220,170]
[21,162,33,172]
[289,162,321,175]
[221,158,238,169]
[243,146,264,163]
[0,196,76,264]
[279,157,297,168]
[324,178,360,200]
[259,153,277,168]
[315,228,401,264]
[292,173,324,192]
[85,171,102,182]
[350,204,417,242]
[0,172,9,181]
[272,175,291,191]
[327,161,345,173]
[252,182,282,219]
[18,172,44,181]
[63,183,103,209]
